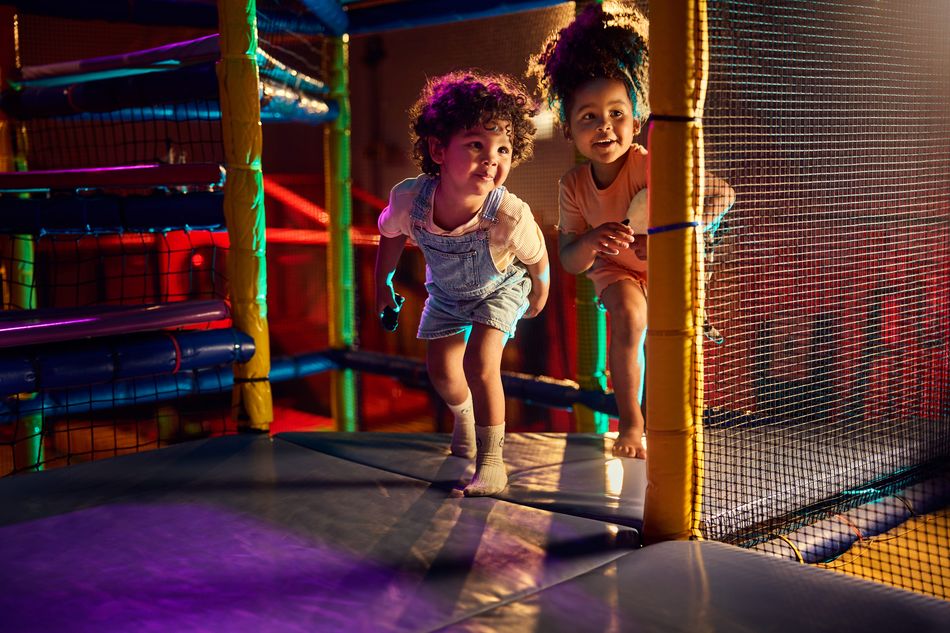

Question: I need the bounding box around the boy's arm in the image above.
[523,247,550,318]
[374,234,407,314]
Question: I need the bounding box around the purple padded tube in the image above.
[0,300,230,349]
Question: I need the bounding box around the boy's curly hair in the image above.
[409,70,539,176]
[528,3,649,130]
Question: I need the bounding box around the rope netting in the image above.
[699,0,950,599]
[0,1,339,475]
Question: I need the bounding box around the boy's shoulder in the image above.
[498,188,533,220]
[387,175,430,211]
[391,175,428,197]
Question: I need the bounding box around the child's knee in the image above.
[611,304,647,339]
[462,355,499,389]
[427,363,463,393]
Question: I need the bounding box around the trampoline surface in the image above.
[1,431,948,632]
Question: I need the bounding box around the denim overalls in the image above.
[410,175,530,340]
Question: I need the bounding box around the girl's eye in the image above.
[499,147,511,155]
[469,142,482,150]
[611,110,625,118]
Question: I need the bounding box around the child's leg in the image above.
[601,280,648,459]
[427,332,476,457]
[461,323,508,496]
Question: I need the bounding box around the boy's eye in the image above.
[499,147,511,155]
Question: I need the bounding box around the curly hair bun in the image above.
[528,3,649,127]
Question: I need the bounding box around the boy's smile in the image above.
[430,120,513,202]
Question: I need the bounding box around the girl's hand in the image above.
[585,221,635,256]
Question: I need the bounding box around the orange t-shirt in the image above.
[557,145,649,278]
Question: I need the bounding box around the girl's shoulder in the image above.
[625,144,649,187]
[628,144,648,167]
[558,162,590,191]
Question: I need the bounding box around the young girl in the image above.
[375,70,550,496]
[530,4,734,459]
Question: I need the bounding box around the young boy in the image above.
[375,70,550,495]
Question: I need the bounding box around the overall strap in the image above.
[410,175,438,222]
[479,186,506,224]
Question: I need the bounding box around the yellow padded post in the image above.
[216,0,273,430]
[643,0,708,543]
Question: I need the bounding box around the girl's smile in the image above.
[567,78,640,187]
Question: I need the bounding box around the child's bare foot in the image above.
[612,427,646,459]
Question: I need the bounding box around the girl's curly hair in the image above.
[528,3,649,130]
[408,70,539,176]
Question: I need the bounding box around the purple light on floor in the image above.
[0,503,408,633]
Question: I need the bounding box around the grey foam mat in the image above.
[278,432,646,530]
[0,434,638,633]
[451,540,950,633]
[3,433,945,633]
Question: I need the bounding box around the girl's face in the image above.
[566,78,640,167]
[429,119,513,198]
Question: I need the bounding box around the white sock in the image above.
[464,423,508,496]
[448,393,476,458]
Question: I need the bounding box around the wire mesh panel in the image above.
[700,0,950,598]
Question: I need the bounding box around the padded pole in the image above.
[0,6,42,472]
[643,0,707,543]
[571,2,609,435]
[324,33,358,431]
[573,275,609,433]
[216,0,272,430]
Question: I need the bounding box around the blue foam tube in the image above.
[0,192,225,234]
[0,329,254,395]
[329,349,620,416]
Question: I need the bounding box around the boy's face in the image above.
[566,78,640,166]
[429,119,513,197]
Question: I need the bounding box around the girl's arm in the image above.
[703,174,736,230]
[523,248,550,318]
[558,222,635,275]
[374,234,408,314]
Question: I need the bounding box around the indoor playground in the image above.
[0,1,948,631]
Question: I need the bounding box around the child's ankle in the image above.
[448,393,475,458]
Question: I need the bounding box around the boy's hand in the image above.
[585,221,635,256]
[376,284,400,316]
[376,284,404,332]
[523,283,549,319]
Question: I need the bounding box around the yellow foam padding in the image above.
[818,508,950,600]
[649,0,707,118]
[217,0,273,429]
